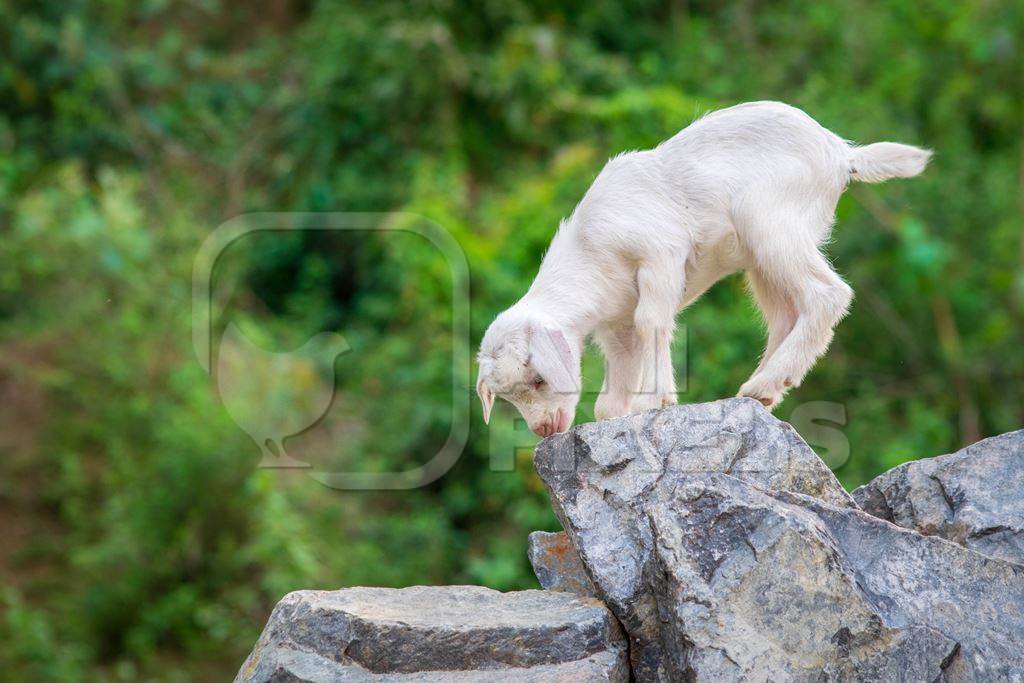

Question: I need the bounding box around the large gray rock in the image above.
[854,429,1024,565]
[533,398,856,679]
[648,472,1024,681]
[235,585,629,682]
[527,531,597,597]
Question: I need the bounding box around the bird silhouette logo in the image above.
[194,212,470,489]
[216,321,351,468]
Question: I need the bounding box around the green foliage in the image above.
[0,1,1021,679]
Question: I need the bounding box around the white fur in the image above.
[477,101,931,435]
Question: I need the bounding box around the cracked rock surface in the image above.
[234,585,629,682]
[854,429,1024,565]
[533,398,856,680]
[535,400,1024,681]
[649,473,1024,681]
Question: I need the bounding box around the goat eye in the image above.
[532,377,546,390]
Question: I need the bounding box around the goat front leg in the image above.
[594,324,643,420]
[630,258,684,414]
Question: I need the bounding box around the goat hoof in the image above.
[594,396,631,421]
[738,393,778,409]
[630,393,677,413]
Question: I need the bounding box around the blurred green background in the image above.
[1,0,1021,680]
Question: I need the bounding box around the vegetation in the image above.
[0,1,1020,679]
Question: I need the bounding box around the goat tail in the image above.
[848,142,932,183]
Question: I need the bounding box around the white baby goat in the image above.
[477,101,930,437]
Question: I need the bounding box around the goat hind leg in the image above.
[747,269,798,377]
[739,245,852,409]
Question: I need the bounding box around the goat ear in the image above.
[476,373,495,424]
[529,328,579,393]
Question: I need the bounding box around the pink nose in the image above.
[531,409,571,438]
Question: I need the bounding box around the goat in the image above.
[477,101,930,436]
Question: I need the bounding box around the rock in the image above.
[649,472,1024,680]
[239,647,627,682]
[533,398,856,679]
[527,531,597,597]
[237,410,1024,682]
[854,429,1024,565]
[235,585,629,682]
